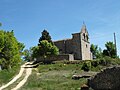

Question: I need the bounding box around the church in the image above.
[54,24,92,60]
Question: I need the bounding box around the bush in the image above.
[91,60,99,67]
[81,62,90,72]
[98,56,112,66]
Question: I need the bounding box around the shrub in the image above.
[81,62,90,72]
[91,60,99,67]
[98,56,112,66]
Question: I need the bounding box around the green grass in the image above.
[21,63,92,90]
[21,71,86,90]
[4,68,26,90]
[0,65,20,86]
[21,59,118,90]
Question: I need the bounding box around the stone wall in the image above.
[54,40,66,54]
[72,33,82,60]
[88,66,120,90]
[37,54,74,61]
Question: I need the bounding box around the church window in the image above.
[86,44,87,48]
[86,35,89,41]
[83,33,85,40]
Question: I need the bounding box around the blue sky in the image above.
[0,0,120,56]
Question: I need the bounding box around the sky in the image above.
[0,0,120,56]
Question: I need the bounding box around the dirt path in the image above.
[11,67,32,90]
[0,62,32,90]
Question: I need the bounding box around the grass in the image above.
[21,59,118,90]
[0,61,25,87]
[1,57,119,90]
[4,68,26,90]
[0,65,20,87]
[21,63,95,90]
[21,70,87,90]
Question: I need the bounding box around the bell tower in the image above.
[80,24,92,60]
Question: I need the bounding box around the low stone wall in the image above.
[36,54,74,61]
[88,66,120,90]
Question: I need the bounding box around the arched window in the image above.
[83,33,85,40]
[86,35,89,41]
[86,44,87,48]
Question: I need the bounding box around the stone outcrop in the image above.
[88,66,120,90]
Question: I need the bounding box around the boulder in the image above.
[88,66,120,90]
[81,84,89,90]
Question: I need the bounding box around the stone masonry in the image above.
[54,24,92,60]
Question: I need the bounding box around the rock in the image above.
[81,84,89,90]
[72,74,91,80]
[88,66,120,90]
[72,75,82,80]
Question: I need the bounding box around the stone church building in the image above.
[54,24,92,60]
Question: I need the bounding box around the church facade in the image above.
[54,24,92,60]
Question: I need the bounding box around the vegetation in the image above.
[90,44,102,59]
[21,57,120,90]
[0,30,24,69]
[28,30,59,62]
[0,65,20,86]
[38,40,59,59]
[81,62,90,71]
[91,41,117,59]
[0,23,2,26]
[38,29,53,44]
[103,41,117,58]
[23,49,31,61]
[21,63,87,90]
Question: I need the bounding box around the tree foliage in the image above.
[90,44,102,59]
[31,46,39,59]
[103,41,116,58]
[23,46,40,61]
[38,30,52,44]
[23,49,31,61]
[38,40,59,58]
[30,30,59,61]
[0,23,2,26]
[0,30,24,69]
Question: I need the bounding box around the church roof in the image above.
[53,38,72,42]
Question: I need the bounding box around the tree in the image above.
[23,46,40,61]
[0,30,24,69]
[38,30,53,44]
[31,30,59,62]
[0,23,2,26]
[90,44,102,59]
[31,46,39,59]
[38,40,59,59]
[18,42,25,56]
[103,41,116,58]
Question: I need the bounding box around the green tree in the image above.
[23,49,31,61]
[38,40,59,59]
[18,42,25,56]
[23,46,39,61]
[31,46,39,59]
[90,44,102,59]
[103,41,116,58]
[0,23,2,26]
[38,30,52,44]
[0,30,24,69]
